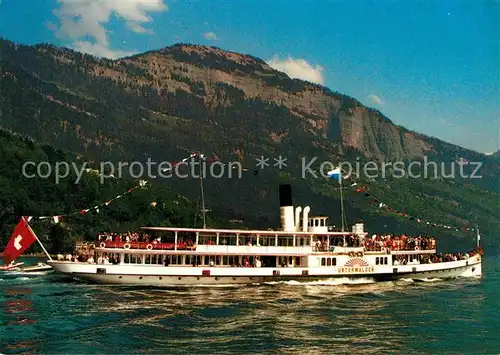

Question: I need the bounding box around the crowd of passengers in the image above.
[364,235,436,251]
[98,232,153,243]
[56,252,119,264]
[313,235,436,252]
[97,232,195,247]
[164,256,263,268]
[394,251,475,265]
[96,232,437,253]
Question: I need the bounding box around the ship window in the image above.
[223,256,228,265]
[218,234,237,245]
[321,258,326,266]
[376,257,379,265]
[204,256,209,265]
[260,236,276,247]
[278,236,293,246]
[385,257,388,265]
[327,258,331,266]
[332,258,336,266]
[199,234,217,245]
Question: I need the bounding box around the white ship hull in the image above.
[47,255,481,286]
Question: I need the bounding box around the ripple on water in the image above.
[0,256,498,354]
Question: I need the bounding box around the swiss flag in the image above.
[2,218,38,265]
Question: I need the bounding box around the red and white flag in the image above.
[2,218,38,265]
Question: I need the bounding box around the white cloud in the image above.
[266,56,324,85]
[368,94,385,106]
[73,41,136,60]
[51,0,167,58]
[126,22,154,34]
[203,32,217,41]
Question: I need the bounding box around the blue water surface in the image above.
[0,256,499,354]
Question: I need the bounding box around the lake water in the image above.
[1,255,499,354]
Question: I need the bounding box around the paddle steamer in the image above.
[47,185,482,285]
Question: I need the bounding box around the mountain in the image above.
[1,38,499,251]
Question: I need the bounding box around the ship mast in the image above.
[339,173,346,232]
[199,153,207,229]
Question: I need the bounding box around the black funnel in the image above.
[279,184,293,207]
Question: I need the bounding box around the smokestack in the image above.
[295,206,302,232]
[279,184,292,207]
[279,184,295,232]
[302,206,311,232]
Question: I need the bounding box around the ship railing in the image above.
[364,245,435,252]
[312,245,364,253]
[194,245,312,254]
[98,241,197,251]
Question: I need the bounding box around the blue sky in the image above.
[1,0,498,153]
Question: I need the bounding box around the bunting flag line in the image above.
[324,170,478,234]
[21,151,259,224]
[348,183,478,233]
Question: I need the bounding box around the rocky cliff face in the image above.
[1,39,459,162]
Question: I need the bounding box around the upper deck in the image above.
[93,227,436,256]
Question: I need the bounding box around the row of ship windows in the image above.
[119,276,253,281]
[376,257,389,265]
[320,257,389,266]
[320,258,337,266]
